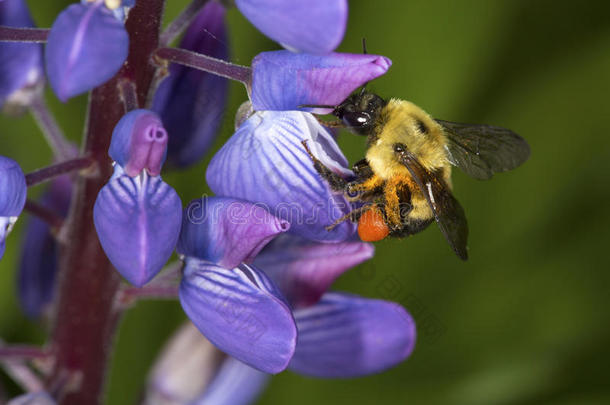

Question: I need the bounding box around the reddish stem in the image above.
[25,157,94,187]
[154,47,252,85]
[0,26,49,42]
[49,2,166,404]
[0,345,51,361]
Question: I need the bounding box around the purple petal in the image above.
[193,357,269,405]
[93,170,182,287]
[0,0,43,110]
[177,197,289,269]
[8,392,56,405]
[290,292,416,378]
[0,156,26,259]
[206,111,356,242]
[146,322,224,404]
[0,155,26,216]
[251,51,391,112]
[255,234,374,308]
[235,0,347,54]
[45,2,129,101]
[152,1,229,168]
[180,260,297,373]
[108,110,168,177]
[18,177,71,318]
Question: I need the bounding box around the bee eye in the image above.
[416,120,428,134]
[393,144,405,153]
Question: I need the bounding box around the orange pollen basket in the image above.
[357,207,390,242]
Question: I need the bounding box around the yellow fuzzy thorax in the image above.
[365,99,452,185]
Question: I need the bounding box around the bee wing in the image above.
[394,144,469,260]
[436,119,531,180]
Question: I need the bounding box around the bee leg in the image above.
[301,140,348,192]
[383,179,404,229]
[313,115,345,129]
[325,205,370,231]
[346,175,384,201]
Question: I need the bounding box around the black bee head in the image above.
[332,91,386,135]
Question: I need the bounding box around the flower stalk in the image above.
[48,1,166,404]
[0,25,48,42]
[159,0,210,47]
[154,47,252,85]
[29,96,73,161]
[25,157,94,187]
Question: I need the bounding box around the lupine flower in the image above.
[146,321,268,405]
[289,293,416,377]
[0,155,27,260]
[153,1,229,168]
[18,176,71,318]
[94,109,182,287]
[253,233,375,308]
[45,1,129,101]
[207,110,355,242]
[177,197,296,374]
[0,0,43,111]
[235,0,348,54]
[250,50,392,112]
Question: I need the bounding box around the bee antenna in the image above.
[359,38,369,96]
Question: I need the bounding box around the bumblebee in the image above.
[302,91,530,260]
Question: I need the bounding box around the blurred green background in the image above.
[1,0,610,404]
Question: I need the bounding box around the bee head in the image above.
[333,91,386,135]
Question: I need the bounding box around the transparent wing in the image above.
[394,144,469,260]
[436,119,531,180]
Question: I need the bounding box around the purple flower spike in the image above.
[153,1,229,168]
[207,111,355,242]
[194,357,269,405]
[290,293,416,378]
[180,261,297,374]
[0,0,43,110]
[178,197,289,269]
[251,51,391,112]
[45,2,129,101]
[18,177,71,318]
[235,0,347,54]
[108,109,168,177]
[93,170,182,287]
[255,234,374,308]
[0,156,26,259]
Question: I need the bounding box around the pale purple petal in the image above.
[0,155,26,216]
[8,392,56,405]
[255,234,374,308]
[146,322,224,404]
[290,292,416,378]
[251,51,391,112]
[235,0,347,54]
[0,156,26,260]
[180,260,296,373]
[45,2,128,101]
[177,197,289,269]
[108,109,168,177]
[18,177,71,318]
[206,111,356,242]
[193,357,269,405]
[93,170,182,287]
[0,0,43,109]
[152,1,229,168]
